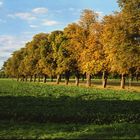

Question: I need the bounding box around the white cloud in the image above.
[42,19,59,26]
[29,25,38,28]
[32,7,48,14]
[69,8,75,11]
[8,7,48,21]
[96,11,104,20]
[0,1,3,7]
[0,35,32,68]
[14,12,36,21]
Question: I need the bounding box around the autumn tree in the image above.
[63,23,85,86]
[118,0,140,84]
[48,30,64,84]
[5,48,26,81]
[102,12,140,89]
[78,9,103,87]
[33,33,50,83]
[56,36,71,85]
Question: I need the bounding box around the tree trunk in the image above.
[44,75,47,83]
[65,78,69,85]
[86,73,91,87]
[59,76,62,82]
[136,73,139,82]
[82,74,85,81]
[121,74,125,89]
[20,77,23,81]
[56,74,60,84]
[25,76,28,82]
[75,72,80,86]
[38,75,40,82]
[65,71,70,85]
[50,75,53,82]
[22,76,25,82]
[17,76,19,82]
[129,73,132,87]
[30,76,33,82]
[34,74,36,82]
[102,71,107,88]
[75,75,79,86]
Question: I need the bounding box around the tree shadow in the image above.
[76,123,140,139]
[0,95,140,124]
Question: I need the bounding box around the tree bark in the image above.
[17,76,19,82]
[56,74,60,84]
[20,77,23,82]
[75,71,80,86]
[65,71,70,85]
[50,75,53,82]
[82,74,85,81]
[75,75,79,86]
[44,75,47,83]
[136,73,139,82]
[30,76,33,82]
[86,73,91,87]
[34,74,37,82]
[129,73,132,87]
[59,76,62,82]
[22,76,25,82]
[38,75,41,82]
[102,71,107,88]
[121,74,125,89]
[25,76,28,82]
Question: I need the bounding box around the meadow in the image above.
[0,79,140,139]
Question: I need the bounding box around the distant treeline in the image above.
[2,0,140,88]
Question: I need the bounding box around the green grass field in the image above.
[0,79,140,139]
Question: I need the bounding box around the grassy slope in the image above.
[0,79,140,139]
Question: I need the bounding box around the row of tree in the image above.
[2,0,140,88]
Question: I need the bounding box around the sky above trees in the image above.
[0,0,119,68]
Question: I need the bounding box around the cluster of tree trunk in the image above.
[16,72,139,89]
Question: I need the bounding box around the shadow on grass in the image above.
[0,95,140,124]
[0,120,139,139]
[76,123,140,139]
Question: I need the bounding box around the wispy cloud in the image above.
[8,12,36,21]
[32,7,48,14]
[96,11,104,20]
[68,8,75,11]
[42,19,59,26]
[29,24,38,28]
[8,7,48,22]
[0,1,3,7]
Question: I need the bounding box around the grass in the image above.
[0,79,140,139]
[0,121,139,139]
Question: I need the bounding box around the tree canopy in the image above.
[3,2,140,88]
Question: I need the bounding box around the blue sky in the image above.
[0,0,119,68]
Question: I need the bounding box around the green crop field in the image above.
[0,79,140,139]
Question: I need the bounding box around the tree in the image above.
[4,48,26,81]
[102,13,140,89]
[34,33,50,83]
[48,30,64,84]
[63,23,85,86]
[79,23,104,87]
[79,9,98,31]
[56,37,71,85]
[118,0,140,84]
[78,9,103,87]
